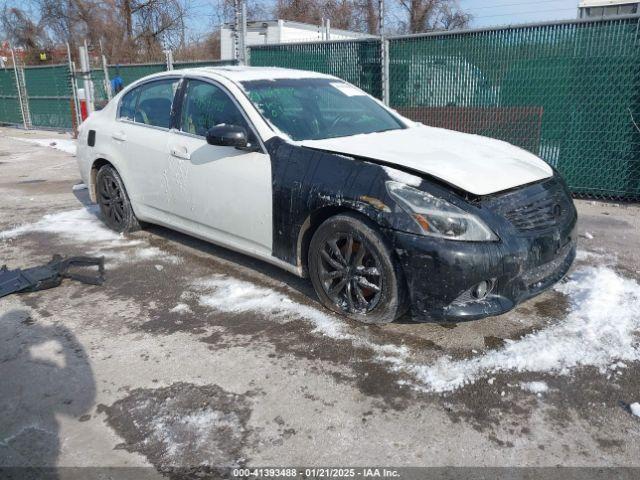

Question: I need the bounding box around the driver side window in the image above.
[180,80,248,137]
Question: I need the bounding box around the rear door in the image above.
[165,78,273,255]
[112,77,180,216]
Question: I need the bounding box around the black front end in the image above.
[390,175,578,322]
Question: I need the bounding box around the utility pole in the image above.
[379,0,389,105]
[233,0,247,64]
[99,40,112,100]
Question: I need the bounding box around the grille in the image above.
[488,177,575,233]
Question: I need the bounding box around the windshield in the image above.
[240,78,405,141]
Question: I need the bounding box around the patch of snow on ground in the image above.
[520,381,549,394]
[401,267,640,392]
[193,275,409,361]
[72,183,87,191]
[382,167,423,187]
[135,247,181,264]
[151,409,242,466]
[11,137,77,155]
[575,249,604,262]
[0,206,180,264]
[195,275,350,340]
[0,206,120,243]
[630,403,640,418]
[169,303,192,315]
[192,267,640,394]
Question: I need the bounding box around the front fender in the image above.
[266,137,419,267]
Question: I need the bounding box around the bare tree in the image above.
[396,0,470,33]
[275,0,356,29]
[362,0,379,34]
[131,0,187,55]
[0,6,49,50]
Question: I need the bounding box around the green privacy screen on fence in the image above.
[249,16,640,200]
[250,39,383,98]
[0,68,22,125]
[390,16,640,199]
[23,64,73,129]
[90,60,239,103]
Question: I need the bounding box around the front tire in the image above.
[308,213,408,324]
[95,165,140,233]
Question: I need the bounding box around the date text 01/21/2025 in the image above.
[231,467,401,478]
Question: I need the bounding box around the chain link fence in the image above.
[0,55,237,130]
[249,15,640,200]
[23,64,75,129]
[1,16,638,199]
[249,39,383,98]
[0,68,23,126]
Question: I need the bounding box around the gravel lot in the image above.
[1,129,639,476]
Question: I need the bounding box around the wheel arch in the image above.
[296,203,390,277]
[89,158,114,202]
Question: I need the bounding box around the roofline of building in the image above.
[221,18,375,38]
[579,0,638,7]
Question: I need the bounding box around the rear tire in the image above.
[95,165,140,233]
[308,213,408,324]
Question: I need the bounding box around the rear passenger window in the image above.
[120,79,179,129]
[118,87,139,121]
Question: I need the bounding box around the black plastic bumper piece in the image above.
[388,226,577,322]
[0,255,105,298]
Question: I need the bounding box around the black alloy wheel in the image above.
[318,232,383,314]
[309,213,408,324]
[95,165,140,233]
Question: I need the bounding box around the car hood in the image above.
[299,125,553,195]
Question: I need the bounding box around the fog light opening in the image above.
[472,281,490,300]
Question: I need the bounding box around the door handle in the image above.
[112,131,126,141]
[170,146,191,160]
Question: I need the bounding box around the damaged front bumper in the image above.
[389,223,577,322]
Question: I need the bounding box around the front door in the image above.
[165,79,273,256]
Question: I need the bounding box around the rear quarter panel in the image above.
[76,102,137,206]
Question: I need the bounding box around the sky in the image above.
[186,0,582,36]
[460,0,580,28]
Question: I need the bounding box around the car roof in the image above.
[150,66,337,83]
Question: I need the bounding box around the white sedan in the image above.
[77,66,577,324]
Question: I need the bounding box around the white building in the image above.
[220,19,375,61]
[578,0,639,18]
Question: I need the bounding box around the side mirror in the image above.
[205,124,248,148]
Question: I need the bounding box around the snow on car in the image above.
[75,66,577,324]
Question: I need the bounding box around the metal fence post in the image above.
[79,42,95,114]
[379,0,389,105]
[381,38,390,105]
[164,49,174,71]
[240,0,248,64]
[67,42,83,131]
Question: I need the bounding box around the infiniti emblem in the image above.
[552,204,562,218]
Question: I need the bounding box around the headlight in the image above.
[386,181,498,242]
